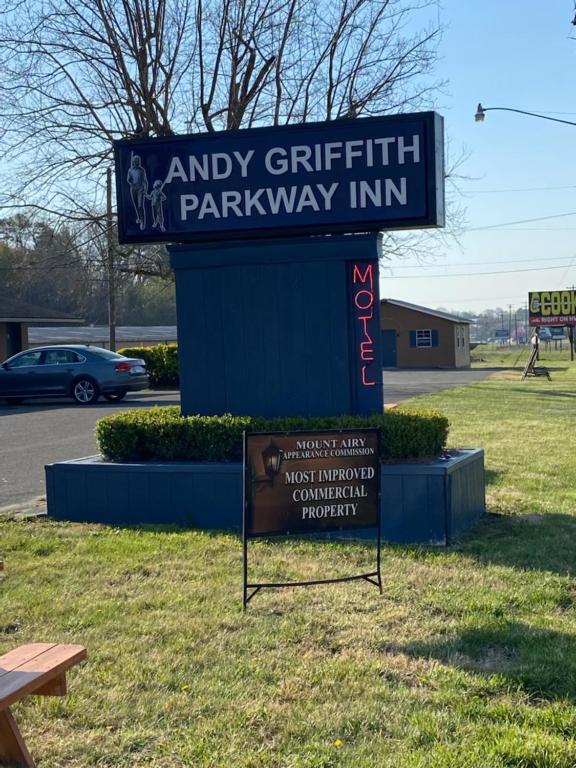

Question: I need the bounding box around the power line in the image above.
[383,254,576,270]
[386,263,576,279]
[473,227,576,231]
[462,184,576,194]
[410,296,526,305]
[467,211,576,232]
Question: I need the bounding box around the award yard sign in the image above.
[243,429,381,606]
[529,290,576,326]
[114,112,444,244]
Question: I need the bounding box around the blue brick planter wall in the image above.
[46,449,484,545]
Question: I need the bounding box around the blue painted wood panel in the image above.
[171,234,382,417]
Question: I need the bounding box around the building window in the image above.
[410,329,439,348]
[415,329,432,348]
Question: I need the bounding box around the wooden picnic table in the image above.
[0,643,86,767]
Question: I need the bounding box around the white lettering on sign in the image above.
[212,153,233,180]
[261,137,421,176]
[281,435,374,461]
[349,178,407,209]
[397,134,420,164]
[165,150,256,183]
[316,183,339,210]
[234,150,255,177]
[301,503,358,519]
[127,126,434,236]
[179,184,341,220]
[374,137,396,164]
[221,191,243,217]
[245,188,267,215]
[265,148,288,175]
[180,194,198,218]
[266,186,298,213]
[178,179,406,221]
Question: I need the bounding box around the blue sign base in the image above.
[169,233,383,418]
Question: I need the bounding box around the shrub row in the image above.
[118,344,179,388]
[96,407,449,463]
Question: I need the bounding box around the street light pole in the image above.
[475,103,576,128]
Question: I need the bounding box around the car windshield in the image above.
[86,348,127,360]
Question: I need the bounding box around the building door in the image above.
[381,329,397,367]
[6,323,23,358]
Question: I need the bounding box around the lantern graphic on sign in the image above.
[261,441,283,486]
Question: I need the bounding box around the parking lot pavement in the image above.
[0,390,180,508]
[383,368,495,404]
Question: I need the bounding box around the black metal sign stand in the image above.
[243,532,382,608]
[242,429,382,609]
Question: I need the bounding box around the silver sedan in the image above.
[0,345,149,405]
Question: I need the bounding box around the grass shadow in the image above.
[392,620,576,702]
[456,512,576,577]
[484,468,504,486]
[495,386,576,398]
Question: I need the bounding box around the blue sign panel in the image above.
[114,112,444,244]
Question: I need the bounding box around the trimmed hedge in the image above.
[118,344,179,389]
[96,407,449,463]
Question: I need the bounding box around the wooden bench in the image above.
[0,643,86,767]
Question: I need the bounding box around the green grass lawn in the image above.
[2,356,576,767]
[471,341,572,370]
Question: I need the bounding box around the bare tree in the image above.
[0,0,194,213]
[0,0,455,327]
[193,0,440,131]
[0,0,441,211]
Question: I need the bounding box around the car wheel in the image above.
[72,377,100,404]
[103,390,127,402]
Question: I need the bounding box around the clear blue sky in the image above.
[381,1,576,315]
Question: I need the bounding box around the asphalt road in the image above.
[382,368,496,404]
[0,368,495,509]
[0,390,180,509]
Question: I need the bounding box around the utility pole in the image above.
[106,167,116,352]
[508,304,512,344]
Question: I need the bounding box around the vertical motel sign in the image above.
[349,261,381,413]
